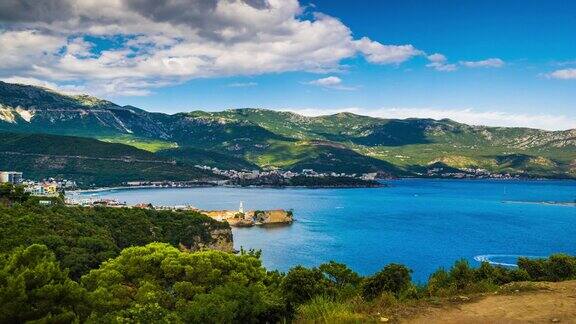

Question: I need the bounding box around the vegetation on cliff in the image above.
[0,183,30,206]
[0,202,231,279]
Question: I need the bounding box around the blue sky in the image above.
[0,0,575,129]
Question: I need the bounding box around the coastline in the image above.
[69,176,576,194]
[69,183,219,194]
[69,181,387,194]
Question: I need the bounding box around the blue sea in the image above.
[79,179,576,282]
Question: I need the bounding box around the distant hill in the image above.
[0,132,220,187]
[1,81,575,178]
[156,147,260,171]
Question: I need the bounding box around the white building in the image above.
[0,171,23,185]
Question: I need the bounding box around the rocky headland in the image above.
[202,209,294,227]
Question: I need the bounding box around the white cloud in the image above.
[227,82,258,87]
[427,53,446,63]
[0,76,85,95]
[355,37,422,64]
[0,0,423,96]
[426,55,505,72]
[0,76,61,90]
[308,76,342,86]
[426,53,457,72]
[286,107,576,131]
[306,76,356,90]
[460,58,505,68]
[547,68,576,80]
[0,30,65,71]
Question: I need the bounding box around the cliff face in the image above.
[206,227,234,252]
[187,225,234,253]
[255,210,293,225]
[201,209,293,227]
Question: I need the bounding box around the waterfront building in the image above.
[0,171,23,184]
[42,183,58,195]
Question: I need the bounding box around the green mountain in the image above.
[0,132,220,186]
[1,81,575,178]
[156,147,260,170]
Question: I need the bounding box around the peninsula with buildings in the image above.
[67,198,294,227]
[202,202,293,227]
[1,170,294,227]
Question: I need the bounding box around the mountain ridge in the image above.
[1,81,575,179]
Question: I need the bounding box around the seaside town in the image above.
[0,170,293,227]
[420,166,521,179]
[0,170,76,197]
[194,165,383,181]
[1,166,522,227]
[1,164,525,197]
[196,164,522,181]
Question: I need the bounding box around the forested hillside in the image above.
[0,203,231,279]
[1,81,575,178]
[0,132,220,186]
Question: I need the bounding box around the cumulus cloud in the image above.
[0,0,74,23]
[306,76,356,90]
[547,68,576,80]
[0,30,66,71]
[0,0,423,96]
[355,37,422,64]
[460,58,505,68]
[426,53,457,72]
[286,107,576,131]
[0,76,85,95]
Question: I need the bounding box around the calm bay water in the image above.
[80,179,576,282]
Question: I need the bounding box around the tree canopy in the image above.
[0,204,230,279]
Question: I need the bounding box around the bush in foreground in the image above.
[362,263,412,300]
[518,254,576,282]
[0,244,87,323]
[1,241,576,323]
[82,243,286,323]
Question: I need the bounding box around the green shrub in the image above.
[475,262,525,285]
[518,254,576,282]
[297,296,363,323]
[319,261,362,300]
[449,259,476,290]
[361,263,412,300]
[547,254,576,281]
[427,260,528,297]
[281,266,330,306]
[82,243,286,323]
[509,268,531,282]
[427,268,451,296]
[518,257,547,280]
[319,261,362,288]
[0,244,88,323]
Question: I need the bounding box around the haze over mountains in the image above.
[1,81,575,183]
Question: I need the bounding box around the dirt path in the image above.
[406,281,576,323]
